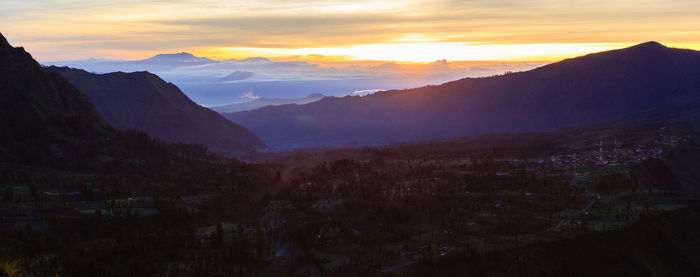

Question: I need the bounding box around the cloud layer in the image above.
[46,52,547,106]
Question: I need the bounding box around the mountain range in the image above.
[223,42,700,148]
[45,66,265,155]
[0,30,268,183]
[46,52,217,72]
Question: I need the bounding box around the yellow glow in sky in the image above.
[1,0,700,62]
[198,43,628,62]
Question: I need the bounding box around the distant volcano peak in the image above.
[151,52,196,59]
[144,52,214,63]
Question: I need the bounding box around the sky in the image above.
[2,0,700,62]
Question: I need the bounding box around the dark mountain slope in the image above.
[0,31,271,189]
[224,42,700,148]
[46,66,265,155]
[0,32,113,163]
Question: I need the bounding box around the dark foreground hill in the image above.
[46,66,265,155]
[225,42,700,148]
[0,32,114,164]
[0,32,281,277]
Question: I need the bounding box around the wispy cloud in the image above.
[241,91,261,100]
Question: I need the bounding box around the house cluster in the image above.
[507,132,687,174]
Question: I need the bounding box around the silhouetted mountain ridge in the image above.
[0,32,114,163]
[224,42,700,148]
[46,66,266,155]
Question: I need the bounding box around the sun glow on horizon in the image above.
[191,42,628,63]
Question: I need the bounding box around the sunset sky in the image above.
[2,0,700,62]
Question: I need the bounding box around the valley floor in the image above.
[1,119,699,276]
